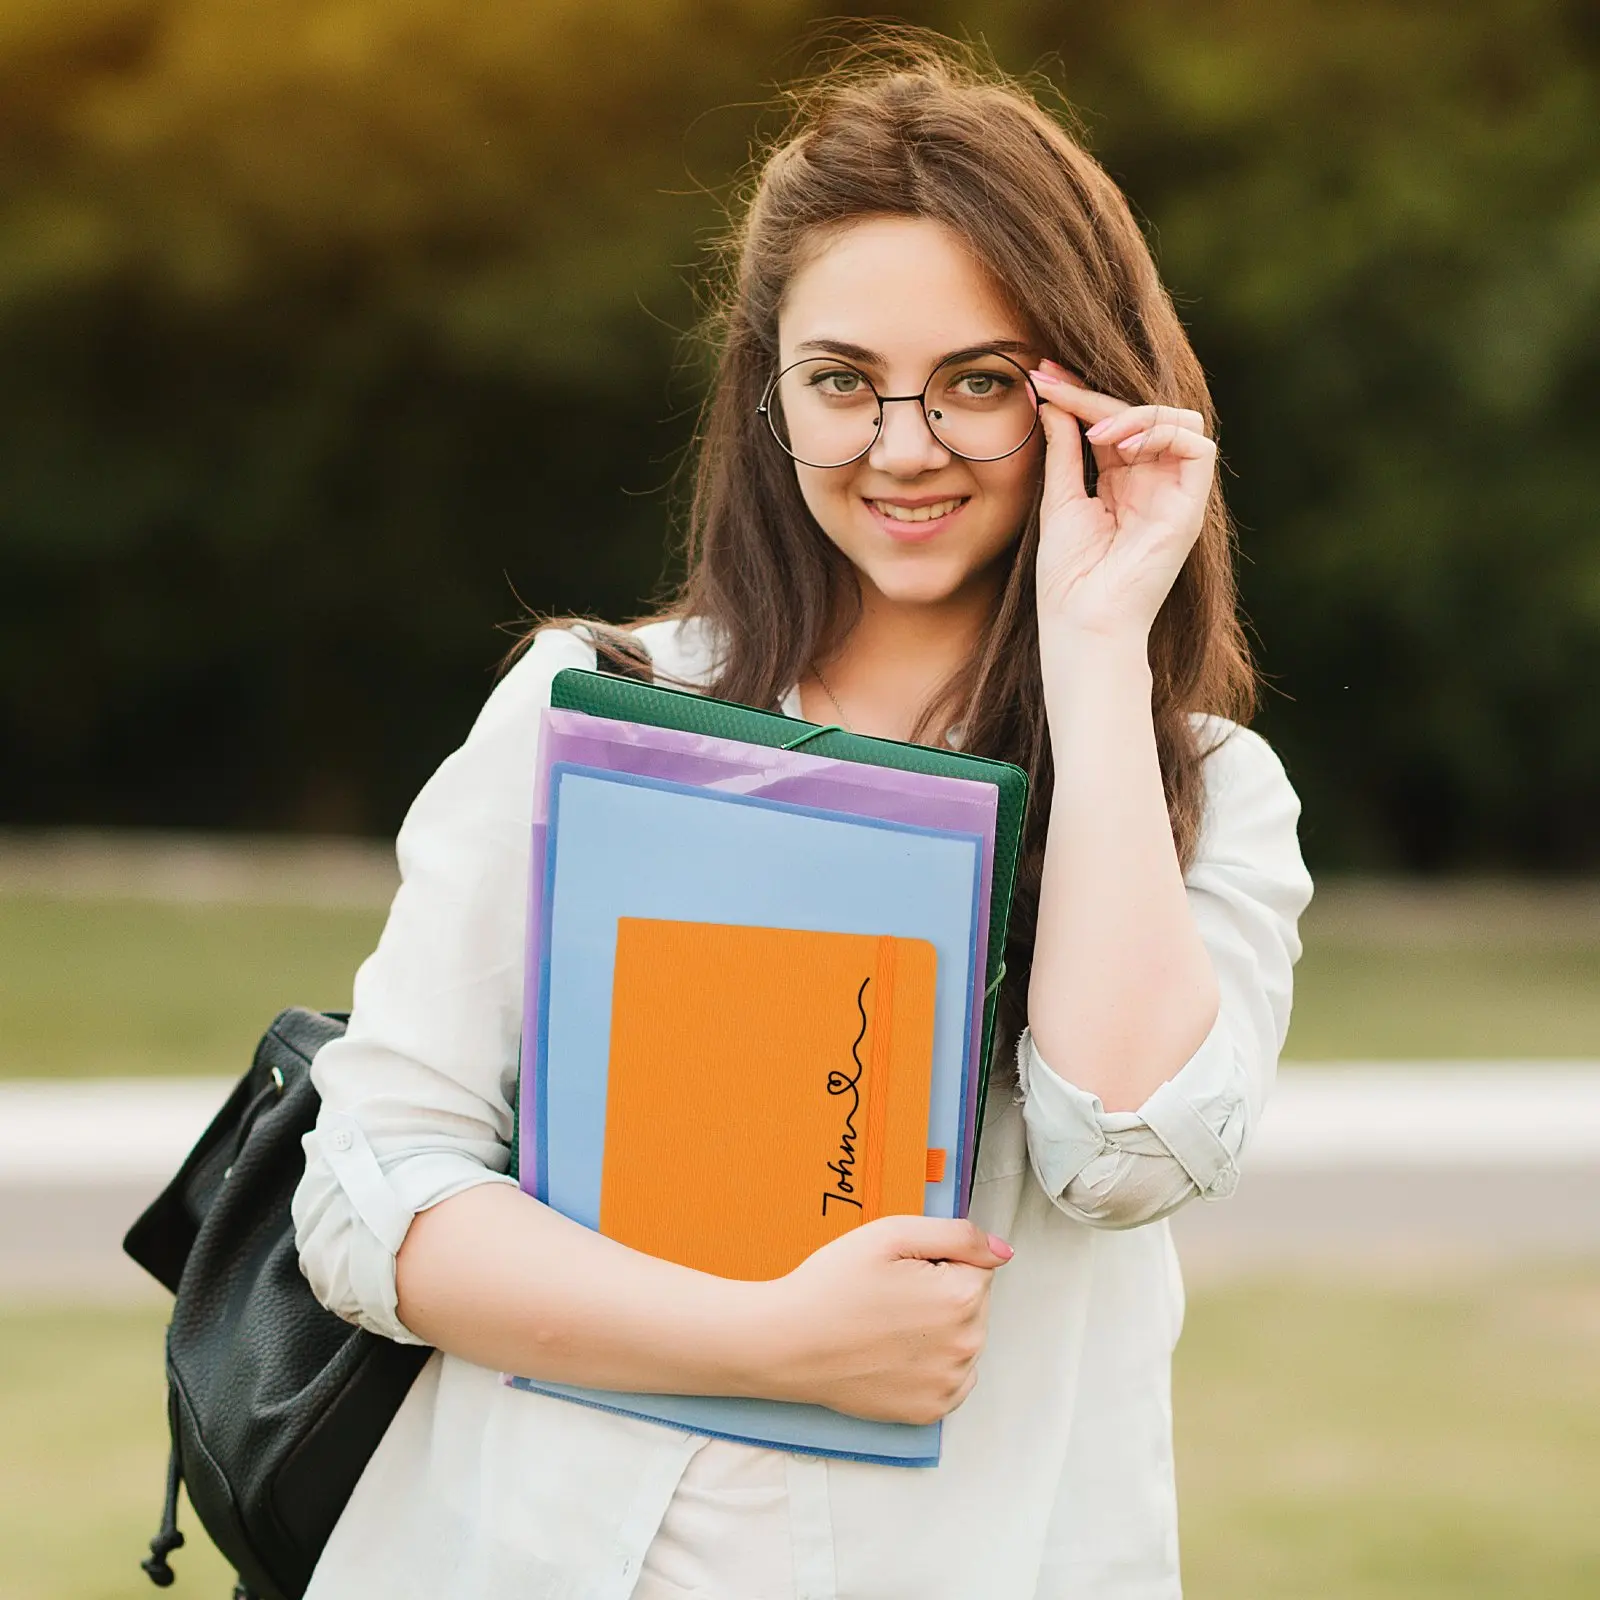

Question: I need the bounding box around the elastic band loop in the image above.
[779,723,845,751]
[984,960,1008,999]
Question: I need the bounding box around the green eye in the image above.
[955,372,1010,397]
[810,368,866,396]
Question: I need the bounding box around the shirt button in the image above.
[329,1128,354,1152]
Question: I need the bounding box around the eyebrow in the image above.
[793,337,1035,366]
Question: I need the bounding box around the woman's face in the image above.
[774,214,1044,613]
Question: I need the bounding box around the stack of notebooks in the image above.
[508,668,1027,1467]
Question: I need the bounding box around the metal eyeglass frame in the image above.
[755,350,1043,469]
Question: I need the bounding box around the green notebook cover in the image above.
[544,666,1028,1188]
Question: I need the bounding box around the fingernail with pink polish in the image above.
[987,1233,1015,1260]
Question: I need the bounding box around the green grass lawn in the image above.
[0,896,385,1079]
[1287,940,1600,1059]
[0,1305,237,1600]
[2,889,1597,1079]
[1175,1272,1600,1598]
[3,1272,1596,1598]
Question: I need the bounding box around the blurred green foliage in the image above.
[1,1,1597,863]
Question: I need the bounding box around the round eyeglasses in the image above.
[757,350,1042,469]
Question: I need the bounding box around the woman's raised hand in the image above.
[1027,359,1217,642]
[760,1216,1013,1425]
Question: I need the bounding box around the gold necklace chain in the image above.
[809,663,853,733]
[811,664,968,748]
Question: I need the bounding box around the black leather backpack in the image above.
[122,625,655,1598]
[123,1007,432,1599]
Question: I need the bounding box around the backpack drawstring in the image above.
[140,1425,185,1587]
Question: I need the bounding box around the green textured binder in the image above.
[547,667,1029,1181]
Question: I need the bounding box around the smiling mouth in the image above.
[867,497,969,524]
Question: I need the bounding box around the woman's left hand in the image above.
[1027,358,1217,642]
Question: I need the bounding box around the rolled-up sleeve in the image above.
[1018,718,1313,1230]
[290,626,597,1341]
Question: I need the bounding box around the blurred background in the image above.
[1,2,1597,1596]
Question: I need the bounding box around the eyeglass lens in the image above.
[764,352,1039,468]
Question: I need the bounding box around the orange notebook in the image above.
[600,917,940,1281]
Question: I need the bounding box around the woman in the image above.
[293,34,1312,1599]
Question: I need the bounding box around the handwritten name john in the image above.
[820,977,871,1219]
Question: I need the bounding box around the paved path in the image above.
[4,1065,1599,1299]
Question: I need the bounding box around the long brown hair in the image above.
[525,32,1256,1056]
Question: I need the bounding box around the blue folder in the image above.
[510,765,985,1465]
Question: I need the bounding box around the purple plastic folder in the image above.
[518,706,1001,1211]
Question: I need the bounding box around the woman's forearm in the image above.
[395,1182,783,1393]
[1027,629,1219,1112]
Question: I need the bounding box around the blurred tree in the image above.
[1047,0,1600,867]
[0,0,821,829]
[1,0,1596,861]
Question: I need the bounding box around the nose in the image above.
[867,397,952,476]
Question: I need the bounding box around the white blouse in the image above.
[291,616,1313,1600]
